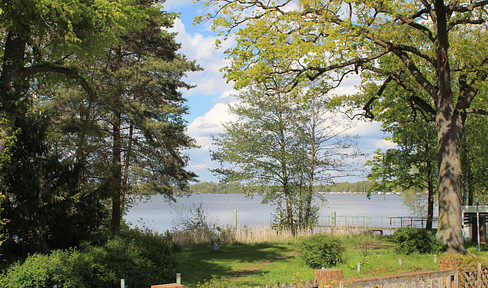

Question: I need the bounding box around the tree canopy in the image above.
[0,0,198,257]
[198,0,488,253]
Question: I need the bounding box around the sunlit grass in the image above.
[174,229,462,288]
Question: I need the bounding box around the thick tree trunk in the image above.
[434,1,466,254]
[0,31,26,156]
[436,109,465,253]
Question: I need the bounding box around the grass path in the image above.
[226,252,299,283]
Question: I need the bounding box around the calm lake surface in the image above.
[125,193,437,233]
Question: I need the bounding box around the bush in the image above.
[299,234,345,269]
[0,229,176,288]
[392,228,443,255]
[196,277,230,288]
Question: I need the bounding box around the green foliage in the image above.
[189,181,374,194]
[0,113,107,259]
[196,277,230,288]
[0,230,176,288]
[299,235,345,269]
[392,228,443,255]
[0,0,199,253]
[211,78,358,231]
[198,0,488,253]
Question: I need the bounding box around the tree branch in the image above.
[391,50,438,98]
[19,63,96,99]
[450,0,488,12]
[466,108,488,115]
[362,76,393,119]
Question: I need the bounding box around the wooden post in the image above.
[477,262,481,288]
[233,209,237,230]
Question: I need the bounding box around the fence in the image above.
[339,270,458,288]
[241,269,458,288]
[243,281,316,288]
[313,215,438,235]
[464,263,488,288]
[319,215,438,229]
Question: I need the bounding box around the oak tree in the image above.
[198,0,488,253]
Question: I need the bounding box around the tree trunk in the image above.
[110,47,123,233]
[0,31,26,156]
[111,110,122,232]
[434,1,466,254]
[426,143,434,230]
[304,102,316,230]
[284,183,295,235]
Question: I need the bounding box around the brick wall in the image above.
[151,284,185,288]
[440,257,459,271]
[315,268,344,286]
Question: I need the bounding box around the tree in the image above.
[70,3,199,232]
[198,0,488,253]
[0,0,148,156]
[211,77,357,232]
[367,120,438,229]
[0,0,198,255]
[364,70,438,230]
[461,115,488,205]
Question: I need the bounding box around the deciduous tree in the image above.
[198,0,488,253]
[211,77,357,232]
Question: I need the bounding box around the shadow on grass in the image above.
[175,242,296,287]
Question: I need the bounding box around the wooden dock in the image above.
[312,225,401,235]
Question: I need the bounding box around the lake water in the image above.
[124,193,437,233]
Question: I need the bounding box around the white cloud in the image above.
[187,99,238,150]
[374,139,397,150]
[347,119,382,137]
[170,18,234,97]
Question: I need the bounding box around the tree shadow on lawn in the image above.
[176,242,295,286]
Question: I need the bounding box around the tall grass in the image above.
[169,226,322,244]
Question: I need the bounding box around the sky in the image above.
[161,0,395,183]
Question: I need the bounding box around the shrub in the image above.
[299,234,345,269]
[196,277,230,288]
[392,228,443,255]
[0,229,176,288]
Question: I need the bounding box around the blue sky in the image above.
[162,0,394,183]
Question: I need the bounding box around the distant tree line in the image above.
[189,181,378,194]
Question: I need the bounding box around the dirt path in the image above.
[227,252,299,283]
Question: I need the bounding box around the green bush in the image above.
[392,228,443,255]
[196,277,230,288]
[299,234,345,269]
[0,229,176,288]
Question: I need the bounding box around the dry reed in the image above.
[168,225,363,245]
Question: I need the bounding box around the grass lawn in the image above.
[175,233,488,288]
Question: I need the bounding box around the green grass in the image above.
[175,233,488,288]
[176,241,302,287]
